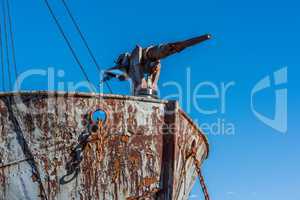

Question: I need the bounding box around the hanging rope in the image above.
[0,11,5,91]
[60,0,113,94]
[5,0,19,90]
[1,0,12,90]
[44,0,96,92]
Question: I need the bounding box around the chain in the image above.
[187,145,210,200]
[60,112,102,184]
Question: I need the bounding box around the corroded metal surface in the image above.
[103,34,211,97]
[0,91,209,200]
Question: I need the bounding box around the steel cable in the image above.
[44,0,96,92]
[0,11,5,91]
[2,0,12,90]
[5,0,19,90]
[61,0,113,94]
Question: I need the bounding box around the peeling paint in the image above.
[0,91,209,200]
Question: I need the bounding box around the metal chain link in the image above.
[60,112,101,184]
[187,145,211,200]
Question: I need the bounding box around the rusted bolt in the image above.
[90,124,99,132]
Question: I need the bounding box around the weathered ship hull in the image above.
[0,91,209,200]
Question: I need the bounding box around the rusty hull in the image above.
[0,91,209,200]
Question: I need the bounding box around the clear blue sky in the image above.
[3,0,300,199]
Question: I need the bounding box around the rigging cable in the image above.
[6,0,19,90]
[60,0,113,94]
[2,1,48,198]
[43,0,96,92]
[2,0,12,90]
[0,9,5,91]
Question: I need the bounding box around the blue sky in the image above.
[2,0,300,199]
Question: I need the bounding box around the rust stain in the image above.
[112,159,121,183]
[126,188,161,200]
[0,92,209,200]
[138,177,158,188]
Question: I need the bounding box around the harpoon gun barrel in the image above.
[146,34,212,60]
